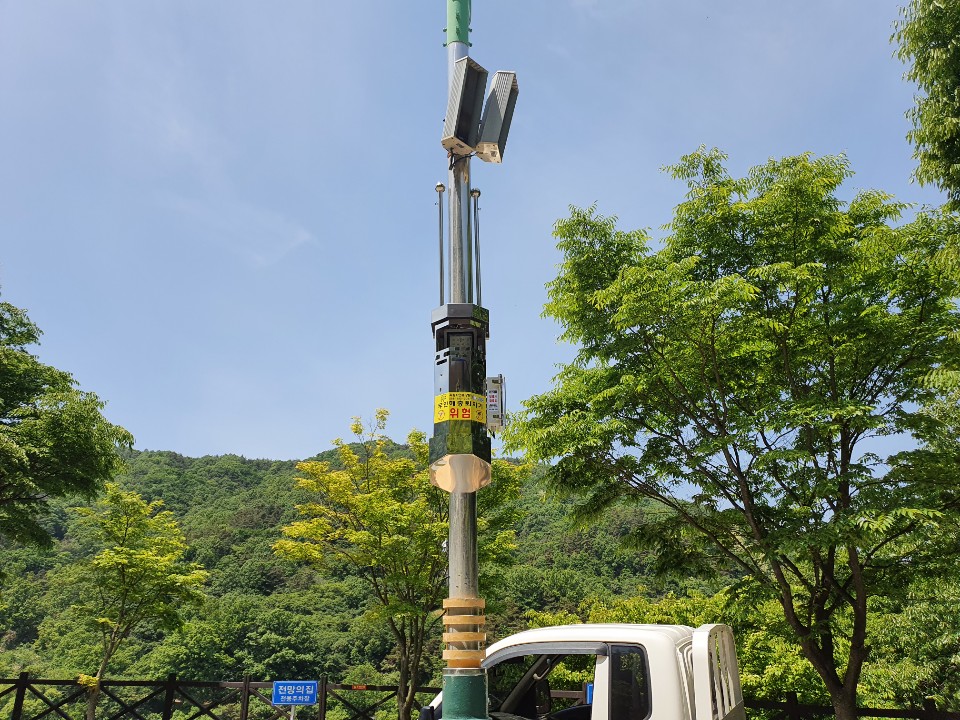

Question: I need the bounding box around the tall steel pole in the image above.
[446,0,479,618]
[429,2,491,719]
[447,0,473,305]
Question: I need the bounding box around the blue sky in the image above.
[0,1,944,460]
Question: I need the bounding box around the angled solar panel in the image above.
[476,71,519,163]
[441,57,489,155]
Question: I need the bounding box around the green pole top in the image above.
[446,0,471,46]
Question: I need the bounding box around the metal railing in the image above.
[745,694,960,720]
[1,674,957,720]
[0,674,442,720]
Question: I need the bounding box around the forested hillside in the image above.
[0,446,658,687]
[2,445,958,709]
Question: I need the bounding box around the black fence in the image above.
[1,674,957,720]
[746,694,960,720]
[0,674,441,720]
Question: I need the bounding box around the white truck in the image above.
[425,623,745,720]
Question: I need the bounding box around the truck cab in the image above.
[426,624,744,720]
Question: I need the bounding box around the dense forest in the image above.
[0,445,657,685]
[2,444,958,712]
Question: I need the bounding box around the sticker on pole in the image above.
[272,680,318,706]
[434,392,487,423]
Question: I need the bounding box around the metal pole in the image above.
[444,0,480,609]
[448,491,478,599]
[449,158,473,304]
[437,4,487,720]
[446,0,481,618]
[447,0,474,305]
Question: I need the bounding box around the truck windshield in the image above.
[487,652,595,720]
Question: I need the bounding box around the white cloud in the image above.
[162,193,316,268]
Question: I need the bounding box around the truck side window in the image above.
[609,645,651,720]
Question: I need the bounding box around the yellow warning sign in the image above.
[434,392,487,424]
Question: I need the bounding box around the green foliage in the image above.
[275,410,526,720]
[505,149,960,718]
[0,543,59,651]
[0,296,132,547]
[64,484,208,680]
[860,576,960,707]
[486,488,669,639]
[1,444,439,687]
[3,394,956,710]
[274,412,451,601]
[895,0,960,208]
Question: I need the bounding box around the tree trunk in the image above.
[85,684,99,720]
[777,571,868,720]
[398,644,413,720]
[829,685,859,720]
[87,643,114,720]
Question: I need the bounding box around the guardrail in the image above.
[746,693,960,720]
[0,674,443,720]
[1,674,957,720]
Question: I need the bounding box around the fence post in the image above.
[786,692,802,720]
[319,676,327,720]
[923,699,938,720]
[161,673,177,720]
[240,674,251,720]
[11,672,28,720]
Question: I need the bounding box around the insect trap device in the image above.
[476,72,519,163]
[441,57,489,155]
[441,61,520,163]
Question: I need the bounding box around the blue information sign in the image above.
[272,680,318,706]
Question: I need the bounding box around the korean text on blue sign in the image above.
[272,680,318,706]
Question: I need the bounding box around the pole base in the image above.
[442,669,487,720]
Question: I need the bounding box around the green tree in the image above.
[504,149,960,720]
[855,389,960,708]
[527,587,825,704]
[63,483,207,720]
[895,0,960,209]
[860,576,960,708]
[0,296,132,547]
[275,410,525,720]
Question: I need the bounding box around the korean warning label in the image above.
[434,392,487,424]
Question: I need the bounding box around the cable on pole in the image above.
[437,182,446,305]
[471,188,481,306]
